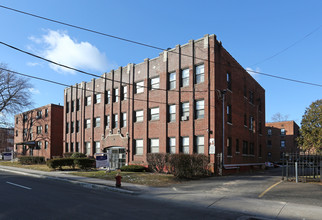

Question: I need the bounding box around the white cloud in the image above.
[29,30,110,74]
[29,88,40,94]
[27,62,42,67]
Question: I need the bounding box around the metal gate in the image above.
[282,153,321,182]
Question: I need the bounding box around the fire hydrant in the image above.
[115,173,122,188]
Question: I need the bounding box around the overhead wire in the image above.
[0,4,321,88]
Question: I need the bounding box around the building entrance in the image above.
[105,147,126,170]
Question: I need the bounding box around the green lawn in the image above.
[0,161,182,186]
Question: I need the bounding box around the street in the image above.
[0,171,243,220]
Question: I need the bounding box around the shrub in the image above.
[46,158,74,170]
[120,165,146,172]
[71,152,86,158]
[169,154,210,179]
[63,152,73,158]
[19,156,45,165]
[147,153,169,173]
[74,158,95,170]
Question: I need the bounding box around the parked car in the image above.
[265,162,274,168]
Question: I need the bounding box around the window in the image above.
[281,140,286,148]
[181,68,189,87]
[85,96,91,106]
[135,139,143,155]
[76,121,80,133]
[122,86,127,101]
[135,81,144,94]
[150,107,159,121]
[71,100,75,112]
[85,142,91,155]
[169,72,176,90]
[249,143,254,155]
[196,136,204,154]
[45,141,48,150]
[268,129,272,136]
[105,115,110,129]
[242,141,248,155]
[227,72,232,90]
[70,143,74,152]
[114,88,119,102]
[244,84,247,97]
[281,128,286,136]
[259,144,262,157]
[169,137,176,154]
[258,99,262,112]
[106,90,111,104]
[45,124,48,133]
[37,110,42,119]
[16,117,18,124]
[122,113,127,127]
[45,109,48,117]
[182,137,189,154]
[149,138,159,153]
[66,102,69,113]
[94,94,101,104]
[85,119,91,129]
[268,152,272,158]
[94,141,100,154]
[267,140,272,146]
[76,99,80,111]
[23,114,27,122]
[227,137,232,156]
[135,110,144,122]
[236,139,240,153]
[94,117,100,128]
[227,105,232,123]
[76,142,79,152]
[195,64,204,84]
[249,91,254,104]
[113,114,118,128]
[181,102,189,119]
[249,116,254,131]
[71,121,74,133]
[150,77,160,90]
[244,114,247,127]
[168,104,176,122]
[65,143,69,153]
[195,100,204,119]
[66,123,69,134]
[37,141,42,149]
[15,130,18,137]
[258,121,262,134]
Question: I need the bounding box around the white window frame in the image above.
[85,96,91,106]
[195,64,204,84]
[94,141,101,153]
[135,139,143,155]
[95,94,101,104]
[169,104,176,122]
[123,86,127,100]
[122,113,127,127]
[181,68,189,87]
[85,142,91,155]
[150,138,159,153]
[195,100,204,119]
[182,137,189,154]
[169,137,176,154]
[135,81,144,94]
[85,119,91,129]
[114,114,118,128]
[150,107,159,121]
[94,117,100,128]
[114,88,119,102]
[150,77,160,90]
[196,136,204,154]
[135,110,144,122]
[181,102,189,118]
[169,72,176,90]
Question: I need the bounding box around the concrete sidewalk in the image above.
[1,165,321,220]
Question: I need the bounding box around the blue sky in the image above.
[0,0,321,125]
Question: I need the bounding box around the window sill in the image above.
[227,122,233,126]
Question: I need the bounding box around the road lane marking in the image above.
[6,181,32,190]
[258,180,282,198]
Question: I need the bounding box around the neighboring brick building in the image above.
[14,104,63,159]
[0,128,14,153]
[64,34,266,174]
[266,121,300,163]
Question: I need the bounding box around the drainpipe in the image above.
[221,90,227,173]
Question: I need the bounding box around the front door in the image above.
[107,147,126,170]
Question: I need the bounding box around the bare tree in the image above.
[0,63,33,126]
[271,112,289,122]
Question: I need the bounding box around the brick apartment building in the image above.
[14,104,63,159]
[266,121,300,163]
[0,128,14,153]
[64,34,266,174]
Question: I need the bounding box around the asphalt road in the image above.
[0,171,245,220]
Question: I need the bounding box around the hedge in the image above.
[73,158,95,170]
[19,156,45,165]
[46,158,74,170]
[120,165,146,172]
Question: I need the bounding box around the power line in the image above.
[250,24,322,67]
[1,5,321,88]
